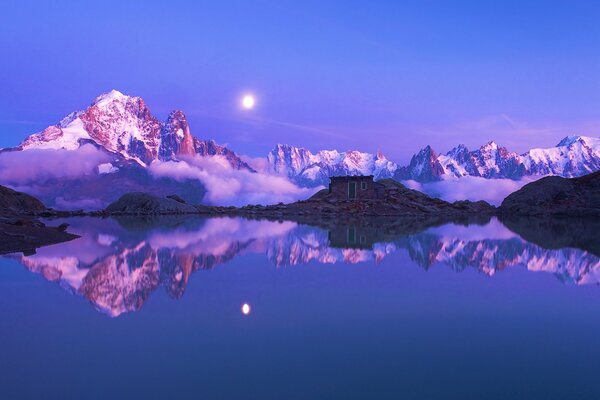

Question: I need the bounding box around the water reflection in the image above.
[6,215,600,317]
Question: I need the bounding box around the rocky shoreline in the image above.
[500,171,600,216]
[2,170,599,255]
[0,186,79,255]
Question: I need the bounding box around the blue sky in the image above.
[1,0,599,162]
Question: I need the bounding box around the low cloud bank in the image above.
[149,155,321,206]
[55,196,106,211]
[0,146,319,208]
[240,155,271,173]
[402,176,537,206]
[0,145,109,184]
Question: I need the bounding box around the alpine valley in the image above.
[2,90,599,209]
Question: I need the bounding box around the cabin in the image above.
[328,175,385,200]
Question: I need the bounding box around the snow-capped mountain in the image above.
[269,136,600,186]
[18,90,252,170]
[399,136,600,182]
[267,144,398,186]
[395,145,445,182]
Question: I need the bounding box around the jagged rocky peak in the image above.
[446,144,470,162]
[417,145,437,157]
[480,140,498,150]
[79,90,162,164]
[17,90,252,170]
[268,143,313,177]
[159,110,195,159]
[393,145,445,182]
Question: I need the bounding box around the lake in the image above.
[1,215,600,399]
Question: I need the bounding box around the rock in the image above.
[56,223,69,232]
[0,185,77,254]
[166,194,186,204]
[500,171,600,216]
[0,185,46,216]
[234,178,496,217]
[105,192,199,215]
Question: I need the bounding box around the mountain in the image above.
[269,136,600,186]
[1,90,257,209]
[18,90,253,170]
[267,144,397,186]
[402,136,600,182]
[395,145,445,182]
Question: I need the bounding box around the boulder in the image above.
[0,185,46,216]
[500,171,600,216]
[105,192,198,215]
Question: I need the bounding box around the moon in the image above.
[242,94,255,109]
[241,303,251,315]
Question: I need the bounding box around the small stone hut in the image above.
[328,175,384,200]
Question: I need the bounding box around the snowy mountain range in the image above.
[269,136,600,186]
[3,89,600,205]
[17,89,252,170]
[267,144,398,187]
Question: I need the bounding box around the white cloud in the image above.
[402,176,538,206]
[149,155,321,206]
[0,144,109,184]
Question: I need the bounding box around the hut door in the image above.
[348,182,357,199]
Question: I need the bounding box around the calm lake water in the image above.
[1,216,600,399]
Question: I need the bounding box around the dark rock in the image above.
[237,178,496,217]
[106,192,199,215]
[166,194,186,204]
[56,223,69,232]
[0,185,46,216]
[500,171,600,216]
[0,185,79,254]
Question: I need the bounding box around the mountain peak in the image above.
[556,135,591,148]
[92,89,131,106]
[18,90,252,171]
[481,140,498,150]
[416,145,437,157]
[167,109,187,121]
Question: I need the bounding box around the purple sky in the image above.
[1,0,599,163]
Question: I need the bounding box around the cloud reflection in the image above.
[7,216,600,317]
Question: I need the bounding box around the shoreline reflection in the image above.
[5,216,599,317]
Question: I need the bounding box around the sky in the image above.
[1,0,599,163]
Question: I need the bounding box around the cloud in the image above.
[402,176,537,206]
[148,155,321,206]
[0,144,109,184]
[239,155,271,173]
[55,196,106,211]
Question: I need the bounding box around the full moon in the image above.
[242,94,255,109]
[241,303,251,315]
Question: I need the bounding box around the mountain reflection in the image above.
[9,216,600,317]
